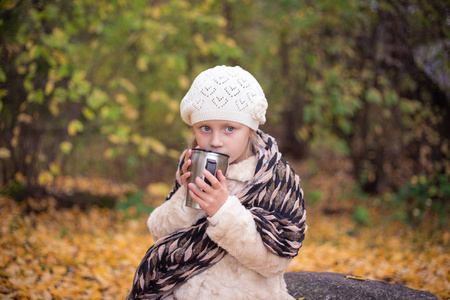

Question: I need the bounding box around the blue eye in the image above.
[225,126,234,132]
[202,126,211,132]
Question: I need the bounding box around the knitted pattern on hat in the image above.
[180,65,268,130]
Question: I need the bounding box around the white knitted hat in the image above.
[180,65,268,131]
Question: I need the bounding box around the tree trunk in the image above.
[278,28,309,159]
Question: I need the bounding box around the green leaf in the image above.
[338,118,352,135]
[0,67,6,82]
[35,90,44,105]
[118,78,137,94]
[385,90,398,107]
[366,87,383,105]
[100,105,121,121]
[353,206,372,227]
[87,88,109,110]
[49,162,61,175]
[68,119,84,136]
[399,99,421,114]
[59,141,73,154]
[136,55,149,72]
[82,107,95,121]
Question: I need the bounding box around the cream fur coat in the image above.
[147,155,295,300]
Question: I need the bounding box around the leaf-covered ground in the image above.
[0,174,448,299]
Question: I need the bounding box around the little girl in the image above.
[127,66,307,300]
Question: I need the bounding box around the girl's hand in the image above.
[188,169,228,217]
[181,149,194,189]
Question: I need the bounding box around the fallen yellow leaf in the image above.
[345,275,367,281]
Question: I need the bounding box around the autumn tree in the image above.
[0,0,240,197]
[1,0,448,219]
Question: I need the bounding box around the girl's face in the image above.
[192,120,253,164]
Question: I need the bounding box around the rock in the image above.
[285,272,439,300]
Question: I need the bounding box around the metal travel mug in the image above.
[185,149,229,209]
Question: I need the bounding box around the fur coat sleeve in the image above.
[147,185,206,241]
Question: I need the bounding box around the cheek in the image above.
[231,136,251,158]
[194,134,208,148]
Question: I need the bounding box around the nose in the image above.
[210,132,223,148]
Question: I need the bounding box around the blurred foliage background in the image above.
[0,0,449,225]
[1,0,450,299]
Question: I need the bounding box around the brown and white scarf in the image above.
[126,130,306,299]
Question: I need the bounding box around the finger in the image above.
[182,149,192,172]
[202,170,220,188]
[182,158,191,174]
[181,171,191,186]
[185,149,193,160]
[188,189,204,208]
[216,170,227,186]
[188,182,206,199]
[195,176,212,192]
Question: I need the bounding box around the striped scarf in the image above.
[126,130,306,299]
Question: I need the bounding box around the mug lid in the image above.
[192,148,230,158]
